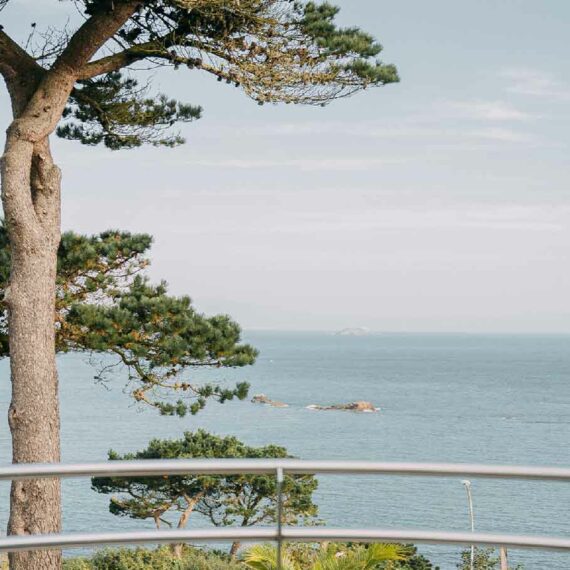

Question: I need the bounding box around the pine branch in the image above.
[0,29,43,85]
[77,48,146,79]
[53,0,140,74]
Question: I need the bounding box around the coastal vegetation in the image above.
[91,430,318,558]
[0,224,524,570]
[0,223,257,416]
[61,543,437,570]
[0,2,398,568]
[0,1,549,569]
[242,543,408,569]
[457,548,523,570]
[6,545,521,570]
[0,224,517,570]
[62,547,243,570]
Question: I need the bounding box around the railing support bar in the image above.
[2,528,570,554]
[276,467,284,570]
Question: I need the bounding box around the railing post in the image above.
[500,546,508,570]
[276,467,284,570]
[462,480,475,570]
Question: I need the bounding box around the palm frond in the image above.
[242,543,299,570]
[313,543,408,570]
[243,542,408,570]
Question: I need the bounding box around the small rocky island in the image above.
[334,327,371,336]
[251,394,289,408]
[307,400,378,413]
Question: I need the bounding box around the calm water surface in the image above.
[1,332,569,568]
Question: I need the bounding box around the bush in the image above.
[63,546,243,570]
[63,560,92,570]
[457,548,523,570]
[393,545,440,569]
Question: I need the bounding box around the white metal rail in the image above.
[2,459,570,481]
[0,460,569,564]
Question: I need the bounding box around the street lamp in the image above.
[462,480,475,570]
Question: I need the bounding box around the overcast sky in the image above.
[1,1,570,332]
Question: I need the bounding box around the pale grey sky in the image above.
[1,1,570,332]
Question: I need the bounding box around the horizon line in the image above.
[242,328,570,336]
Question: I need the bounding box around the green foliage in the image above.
[0,223,257,416]
[456,548,523,570]
[58,72,202,149]
[299,2,398,85]
[63,546,242,570]
[92,430,318,535]
[391,546,439,570]
[63,545,437,570]
[196,443,318,529]
[242,542,408,570]
[243,543,439,570]
[48,1,398,148]
[242,544,297,570]
[56,228,153,318]
[66,275,256,415]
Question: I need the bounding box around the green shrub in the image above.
[63,559,93,570]
[393,545,440,569]
[63,546,243,570]
[457,548,523,570]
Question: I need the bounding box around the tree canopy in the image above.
[0,3,397,568]
[1,0,398,149]
[0,222,257,416]
[91,430,318,548]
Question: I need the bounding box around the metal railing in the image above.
[1,460,570,566]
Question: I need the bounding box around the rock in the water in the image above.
[334,327,370,336]
[307,400,378,412]
[251,394,289,408]
[345,400,377,412]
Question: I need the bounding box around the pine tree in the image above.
[0,3,398,568]
[91,430,318,558]
[0,222,257,416]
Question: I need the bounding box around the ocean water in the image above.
[1,332,570,569]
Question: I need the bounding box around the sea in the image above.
[1,332,569,569]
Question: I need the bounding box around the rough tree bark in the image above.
[2,88,70,569]
[171,495,202,559]
[0,7,138,569]
[230,519,251,559]
[229,540,242,558]
[0,35,65,568]
[4,135,62,569]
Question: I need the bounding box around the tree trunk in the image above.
[171,500,198,559]
[229,518,250,558]
[1,9,138,570]
[171,541,186,559]
[229,541,241,558]
[2,129,62,570]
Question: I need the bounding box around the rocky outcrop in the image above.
[307,400,378,412]
[251,394,289,408]
[334,327,370,336]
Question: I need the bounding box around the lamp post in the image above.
[462,480,475,570]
